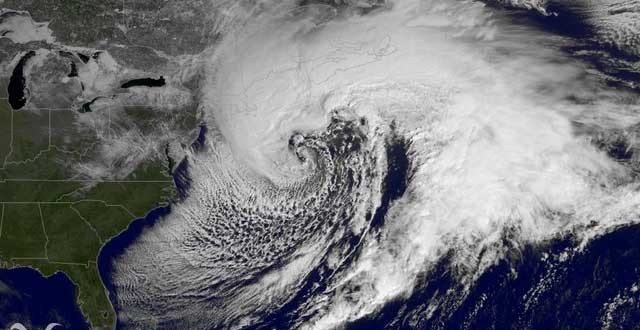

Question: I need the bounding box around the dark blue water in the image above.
[78,97,101,113]
[120,77,166,89]
[95,124,200,329]
[0,123,197,329]
[502,1,640,90]
[0,268,90,330]
[7,50,36,110]
[369,129,411,229]
[58,51,79,78]
[77,53,90,64]
[97,206,173,330]
[345,225,640,330]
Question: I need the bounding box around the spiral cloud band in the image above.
[105,0,640,329]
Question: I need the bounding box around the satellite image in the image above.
[0,0,639,329]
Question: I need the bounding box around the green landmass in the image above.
[0,204,47,258]
[0,99,177,329]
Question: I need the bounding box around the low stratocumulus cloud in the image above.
[105,0,640,329]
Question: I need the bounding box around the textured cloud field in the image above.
[106,0,640,329]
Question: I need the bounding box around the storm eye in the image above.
[289,133,305,148]
[289,133,308,162]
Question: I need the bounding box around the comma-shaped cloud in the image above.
[9,323,27,330]
[8,323,62,330]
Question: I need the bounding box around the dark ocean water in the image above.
[2,4,639,330]
[0,143,192,330]
[4,217,640,330]
[345,225,640,330]
[97,206,173,330]
[96,127,196,330]
[202,223,640,330]
[511,1,640,90]
[5,102,640,330]
[0,268,90,330]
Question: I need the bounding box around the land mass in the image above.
[0,99,178,329]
